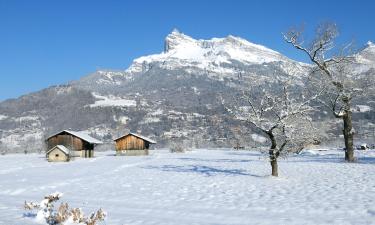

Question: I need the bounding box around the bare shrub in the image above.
[169,143,186,153]
[24,192,106,225]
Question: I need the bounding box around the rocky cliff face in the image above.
[0,31,374,153]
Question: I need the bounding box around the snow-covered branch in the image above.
[24,192,106,225]
[284,21,375,162]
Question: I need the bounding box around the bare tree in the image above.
[231,77,322,176]
[284,22,373,162]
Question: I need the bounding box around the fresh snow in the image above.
[90,93,136,108]
[0,131,43,147]
[95,71,125,85]
[0,115,8,120]
[115,116,129,124]
[251,134,267,143]
[149,109,164,116]
[163,129,189,138]
[355,105,372,112]
[86,126,113,138]
[56,86,73,95]
[355,42,375,66]
[141,117,161,124]
[191,86,200,95]
[0,149,374,225]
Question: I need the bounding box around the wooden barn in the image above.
[45,130,102,158]
[46,145,70,162]
[114,132,156,156]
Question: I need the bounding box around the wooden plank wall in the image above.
[116,135,146,150]
[47,133,92,151]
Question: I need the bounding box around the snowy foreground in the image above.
[0,149,374,225]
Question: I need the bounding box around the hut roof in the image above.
[114,132,157,144]
[46,130,103,144]
[46,145,70,155]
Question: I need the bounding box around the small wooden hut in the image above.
[46,145,70,162]
[45,130,102,158]
[114,132,156,156]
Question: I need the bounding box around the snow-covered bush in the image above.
[24,192,106,225]
[169,140,194,153]
[169,143,186,153]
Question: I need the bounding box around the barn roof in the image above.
[114,132,157,144]
[46,145,70,155]
[46,130,103,144]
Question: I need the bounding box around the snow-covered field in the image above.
[90,93,136,108]
[0,149,374,225]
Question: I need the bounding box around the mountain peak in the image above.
[225,35,248,44]
[164,29,196,52]
[355,40,375,65]
[170,28,182,36]
[128,31,297,74]
[361,40,375,53]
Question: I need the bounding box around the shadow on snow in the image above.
[356,156,375,164]
[143,164,267,177]
[288,152,375,164]
[178,157,252,163]
[23,212,37,218]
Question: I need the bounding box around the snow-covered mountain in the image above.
[73,30,308,92]
[355,41,375,65]
[127,29,305,74]
[0,31,374,153]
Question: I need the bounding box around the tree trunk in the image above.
[270,156,278,177]
[343,109,355,162]
[268,131,279,177]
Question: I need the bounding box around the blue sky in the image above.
[0,0,374,101]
